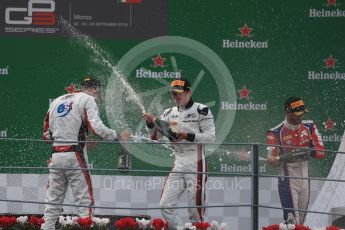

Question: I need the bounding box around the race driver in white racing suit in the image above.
[142,78,215,229]
[41,77,129,230]
[267,96,325,225]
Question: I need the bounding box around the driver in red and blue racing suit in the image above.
[267,96,325,224]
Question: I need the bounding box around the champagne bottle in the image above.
[118,143,131,173]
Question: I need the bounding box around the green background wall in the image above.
[0,0,344,177]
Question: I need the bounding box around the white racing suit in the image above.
[41,92,117,230]
[148,100,215,229]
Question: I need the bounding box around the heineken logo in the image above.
[0,66,9,76]
[221,85,267,111]
[135,54,181,79]
[308,55,345,80]
[222,23,269,49]
[322,133,342,142]
[220,163,266,173]
[221,101,267,111]
[309,9,345,17]
[309,0,345,17]
[308,71,345,80]
[136,69,181,79]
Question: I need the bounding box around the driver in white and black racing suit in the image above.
[142,78,215,229]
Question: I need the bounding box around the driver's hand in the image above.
[174,132,188,142]
[315,151,325,159]
[142,113,156,123]
[120,129,130,141]
[86,134,98,150]
[267,155,280,165]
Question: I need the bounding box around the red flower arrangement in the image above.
[77,217,93,229]
[0,216,17,229]
[263,224,279,230]
[0,215,227,230]
[294,225,311,230]
[326,227,341,230]
[193,222,211,230]
[115,217,138,230]
[29,216,45,229]
[151,218,168,230]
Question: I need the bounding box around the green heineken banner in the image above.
[0,0,345,179]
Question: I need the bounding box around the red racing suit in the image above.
[41,92,117,230]
[267,119,324,224]
[148,100,215,229]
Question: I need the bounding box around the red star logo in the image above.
[323,118,336,130]
[152,54,166,68]
[239,24,253,38]
[324,55,337,69]
[327,0,337,7]
[238,85,252,100]
[65,84,77,93]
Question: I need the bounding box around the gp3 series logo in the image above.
[5,0,56,26]
[57,101,73,117]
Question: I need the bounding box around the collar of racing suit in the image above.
[284,118,300,131]
[178,99,194,111]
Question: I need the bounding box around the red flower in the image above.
[115,219,126,229]
[0,216,17,229]
[29,216,45,229]
[295,224,311,230]
[115,217,138,230]
[327,226,341,230]
[77,217,93,229]
[193,222,211,230]
[151,218,168,230]
[262,224,279,230]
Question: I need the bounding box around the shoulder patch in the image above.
[302,120,314,125]
[197,106,209,116]
[302,120,314,130]
[269,122,284,132]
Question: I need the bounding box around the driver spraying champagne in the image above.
[41,77,129,230]
[142,78,215,229]
[266,96,325,225]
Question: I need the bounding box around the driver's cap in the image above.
[81,77,101,88]
[170,78,191,94]
[284,96,308,116]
